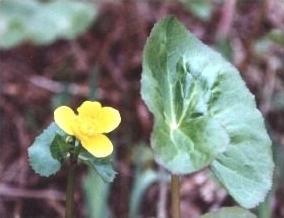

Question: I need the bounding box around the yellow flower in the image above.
[54,101,121,158]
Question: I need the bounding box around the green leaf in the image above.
[28,122,65,176]
[50,134,70,163]
[141,16,230,174]
[89,158,116,183]
[83,168,111,218]
[0,0,96,48]
[80,150,117,183]
[0,0,37,48]
[201,206,257,218]
[141,16,274,208]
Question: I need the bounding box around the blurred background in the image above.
[0,0,283,217]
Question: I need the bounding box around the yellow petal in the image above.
[80,134,113,158]
[77,101,101,117]
[97,107,121,133]
[54,106,76,135]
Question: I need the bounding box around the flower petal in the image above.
[80,134,113,158]
[77,101,101,117]
[54,106,76,135]
[97,107,121,133]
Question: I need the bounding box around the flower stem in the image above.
[171,174,180,218]
[65,160,76,218]
[65,144,81,218]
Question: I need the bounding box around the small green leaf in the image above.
[201,206,257,218]
[80,150,116,183]
[141,16,274,208]
[50,134,69,163]
[28,122,63,176]
[89,158,117,183]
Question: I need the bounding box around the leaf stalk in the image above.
[171,174,181,218]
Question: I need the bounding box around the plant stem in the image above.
[65,158,76,218]
[171,174,180,218]
[65,144,81,218]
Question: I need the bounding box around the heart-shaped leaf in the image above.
[141,16,231,174]
[28,122,66,176]
[141,16,273,208]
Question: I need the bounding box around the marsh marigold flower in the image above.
[54,101,121,158]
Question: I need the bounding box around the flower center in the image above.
[77,117,98,137]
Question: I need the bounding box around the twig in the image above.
[29,75,89,96]
[0,184,65,201]
[45,199,65,218]
[216,0,236,40]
